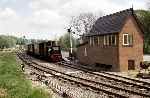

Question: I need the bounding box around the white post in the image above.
[69,31,73,54]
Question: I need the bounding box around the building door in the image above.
[128,60,135,70]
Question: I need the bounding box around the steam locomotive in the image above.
[27,41,62,62]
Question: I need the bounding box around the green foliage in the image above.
[0,52,50,98]
[136,10,150,54]
[16,38,26,45]
[59,33,78,51]
[0,35,28,49]
[0,35,17,49]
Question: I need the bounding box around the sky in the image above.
[0,0,148,40]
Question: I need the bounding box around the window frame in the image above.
[123,33,129,46]
[84,48,87,56]
[108,35,112,46]
[114,35,116,45]
[106,35,109,46]
[90,37,92,46]
[92,37,95,46]
[103,35,106,45]
[112,34,117,46]
[94,36,98,45]
[128,35,133,46]
[98,36,100,45]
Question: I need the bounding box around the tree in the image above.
[16,36,28,45]
[0,35,17,49]
[147,1,150,9]
[59,33,78,51]
[70,12,101,36]
[136,10,150,53]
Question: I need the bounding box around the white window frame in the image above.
[123,34,129,45]
[84,48,87,56]
[92,37,95,46]
[114,35,116,45]
[104,36,106,45]
[110,35,112,45]
[107,35,109,45]
[90,37,92,46]
[98,36,100,45]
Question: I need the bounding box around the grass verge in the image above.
[0,52,51,98]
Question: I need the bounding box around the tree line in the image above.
[0,35,27,49]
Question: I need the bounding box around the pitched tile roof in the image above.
[86,8,138,36]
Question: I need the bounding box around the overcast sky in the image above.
[0,0,148,40]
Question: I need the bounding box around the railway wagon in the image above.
[39,42,46,57]
[27,41,62,62]
[34,43,40,56]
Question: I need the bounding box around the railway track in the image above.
[17,53,128,98]
[57,61,150,96]
[59,61,150,89]
[18,53,150,98]
[102,71,150,85]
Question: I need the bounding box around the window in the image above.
[123,34,128,45]
[107,35,109,45]
[103,36,106,45]
[128,35,133,45]
[123,34,133,46]
[104,35,117,46]
[112,35,116,45]
[92,37,95,46]
[98,36,100,45]
[89,37,95,46]
[52,47,59,50]
[48,48,52,52]
[90,37,92,46]
[90,36,101,46]
[84,48,87,56]
[109,35,112,45]
[94,36,98,45]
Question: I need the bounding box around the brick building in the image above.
[77,8,144,72]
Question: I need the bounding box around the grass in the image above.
[0,52,51,98]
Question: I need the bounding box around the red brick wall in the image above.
[118,16,143,71]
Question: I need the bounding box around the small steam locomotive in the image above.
[27,41,62,62]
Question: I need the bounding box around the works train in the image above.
[27,41,62,62]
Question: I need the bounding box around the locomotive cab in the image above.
[47,46,62,62]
